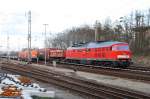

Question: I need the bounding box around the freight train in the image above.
[18,40,132,68]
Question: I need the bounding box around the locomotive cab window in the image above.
[112,45,129,51]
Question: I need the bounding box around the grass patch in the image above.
[132,54,150,66]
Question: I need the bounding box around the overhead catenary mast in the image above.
[94,20,98,41]
[43,24,48,65]
[7,32,10,61]
[28,11,31,63]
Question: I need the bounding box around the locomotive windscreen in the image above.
[112,45,129,51]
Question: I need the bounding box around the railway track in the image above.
[1,63,150,99]
[44,61,150,82]
[128,65,150,71]
[9,59,150,72]
[59,61,150,71]
[5,60,150,82]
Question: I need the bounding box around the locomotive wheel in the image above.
[112,62,119,68]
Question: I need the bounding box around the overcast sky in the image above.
[0,0,150,51]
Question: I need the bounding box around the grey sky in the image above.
[0,0,150,51]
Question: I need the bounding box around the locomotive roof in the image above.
[68,41,128,49]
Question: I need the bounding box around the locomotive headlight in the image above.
[117,55,129,59]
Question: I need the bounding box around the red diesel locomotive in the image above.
[66,41,132,67]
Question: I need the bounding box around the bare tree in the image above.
[47,8,150,55]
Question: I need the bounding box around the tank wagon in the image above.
[18,49,38,61]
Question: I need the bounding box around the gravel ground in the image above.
[75,72,150,94]
[36,65,150,95]
[33,80,85,99]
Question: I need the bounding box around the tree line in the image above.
[46,9,150,55]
